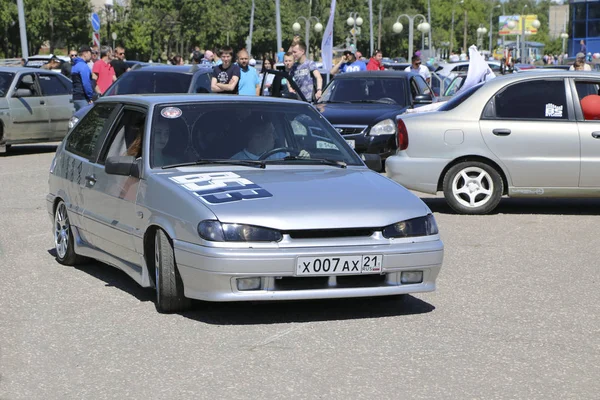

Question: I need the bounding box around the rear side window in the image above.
[65,104,115,159]
[104,71,193,96]
[38,74,70,96]
[491,80,568,120]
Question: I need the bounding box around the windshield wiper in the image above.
[317,100,351,104]
[162,159,266,169]
[348,99,399,104]
[265,156,347,168]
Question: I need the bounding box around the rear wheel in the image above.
[154,229,191,313]
[442,161,503,214]
[54,200,85,265]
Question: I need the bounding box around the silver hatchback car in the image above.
[47,95,443,313]
[386,71,600,214]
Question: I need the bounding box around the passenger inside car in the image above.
[152,118,190,167]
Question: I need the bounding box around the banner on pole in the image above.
[321,0,337,71]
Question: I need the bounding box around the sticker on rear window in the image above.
[161,107,182,119]
[545,103,563,118]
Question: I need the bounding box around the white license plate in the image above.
[345,139,355,149]
[296,255,382,276]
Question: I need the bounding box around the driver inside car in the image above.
[230,117,310,161]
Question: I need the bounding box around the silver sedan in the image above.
[47,95,443,313]
[386,71,600,214]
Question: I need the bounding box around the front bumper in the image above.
[345,133,396,160]
[174,239,443,302]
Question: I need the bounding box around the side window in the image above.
[195,72,211,93]
[99,109,147,163]
[575,81,600,121]
[409,78,420,99]
[492,80,569,120]
[65,104,116,159]
[38,74,70,96]
[414,76,431,95]
[575,81,600,102]
[15,73,40,97]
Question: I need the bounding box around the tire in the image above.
[154,229,191,313]
[54,200,86,265]
[442,161,503,214]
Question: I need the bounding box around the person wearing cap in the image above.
[71,45,95,111]
[367,49,385,71]
[330,49,367,76]
[570,53,592,71]
[41,57,60,70]
[405,55,431,84]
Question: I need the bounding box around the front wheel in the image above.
[154,229,191,313]
[442,162,503,214]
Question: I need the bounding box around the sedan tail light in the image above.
[397,119,409,150]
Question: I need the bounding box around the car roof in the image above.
[333,70,417,79]
[0,67,63,74]
[133,64,213,74]
[95,93,310,107]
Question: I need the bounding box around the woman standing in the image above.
[259,58,276,96]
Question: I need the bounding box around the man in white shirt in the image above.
[404,56,431,84]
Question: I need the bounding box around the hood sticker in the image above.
[161,107,182,119]
[170,172,272,204]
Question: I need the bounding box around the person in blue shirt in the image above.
[330,49,367,76]
[236,49,260,96]
[71,45,95,111]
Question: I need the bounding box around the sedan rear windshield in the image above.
[104,71,192,96]
[438,82,484,111]
[0,72,14,97]
[318,78,408,107]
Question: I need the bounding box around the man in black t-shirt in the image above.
[210,46,240,94]
[110,46,130,78]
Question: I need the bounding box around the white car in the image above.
[435,61,511,78]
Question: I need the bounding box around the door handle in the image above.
[85,174,96,187]
[39,100,45,105]
[492,128,511,136]
[592,131,600,139]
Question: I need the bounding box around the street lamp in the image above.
[489,4,501,53]
[560,32,569,60]
[450,0,464,54]
[477,25,488,49]
[292,16,322,59]
[393,14,429,60]
[347,12,363,50]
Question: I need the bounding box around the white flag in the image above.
[457,45,495,94]
[321,0,336,71]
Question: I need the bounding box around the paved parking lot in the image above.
[1,144,599,399]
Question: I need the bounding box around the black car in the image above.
[314,71,434,162]
[71,64,213,123]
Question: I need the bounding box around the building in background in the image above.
[569,0,600,57]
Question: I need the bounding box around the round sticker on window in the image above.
[161,107,182,119]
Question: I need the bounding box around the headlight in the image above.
[369,119,396,136]
[198,220,282,242]
[68,116,79,129]
[382,214,439,238]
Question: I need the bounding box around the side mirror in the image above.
[14,88,32,98]
[361,153,382,172]
[414,94,433,105]
[105,156,141,178]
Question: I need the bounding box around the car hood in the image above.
[315,103,408,126]
[156,167,429,230]
[0,98,8,109]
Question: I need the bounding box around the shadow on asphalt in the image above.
[422,196,600,216]
[47,249,435,324]
[2,144,58,156]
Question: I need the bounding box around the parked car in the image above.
[0,67,73,153]
[435,60,515,77]
[69,64,213,128]
[47,94,444,312]
[313,71,435,162]
[386,71,600,214]
[25,54,70,73]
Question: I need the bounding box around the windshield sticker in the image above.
[161,107,182,119]
[170,172,272,204]
[545,103,563,118]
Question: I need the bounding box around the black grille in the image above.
[285,228,374,239]
[335,126,366,135]
[273,274,388,291]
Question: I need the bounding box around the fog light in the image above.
[236,277,262,291]
[401,271,423,284]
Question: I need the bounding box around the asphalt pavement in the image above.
[1,144,599,400]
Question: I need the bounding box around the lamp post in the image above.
[347,12,364,50]
[450,0,464,54]
[489,4,501,53]
[477,25,487,49]
[393,14,430,60]
[520,5,528,62]
[111,32,117,49]
[292,16,323,59]
[561,32,569,61]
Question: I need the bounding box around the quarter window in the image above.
[491,80,569,120]
[38,74,70,96]
[65,104,116,159]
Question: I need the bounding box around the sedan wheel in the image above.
[54,200,84,265]
[443,162,503,214]
[154,229,191,313]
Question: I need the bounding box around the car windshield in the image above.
[318,78,408,106]
[438,82,485,111]
[104,71,192,96]
[150,102,363,168]
[0,72,14,97]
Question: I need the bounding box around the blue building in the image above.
[571,0,600,56]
